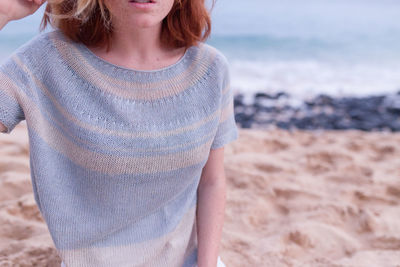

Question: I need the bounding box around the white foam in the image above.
[230,59,400,103]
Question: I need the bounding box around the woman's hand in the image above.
[0,0,45,29]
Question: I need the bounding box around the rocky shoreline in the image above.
[233,91,400,131]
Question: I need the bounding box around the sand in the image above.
[1,121,400,267]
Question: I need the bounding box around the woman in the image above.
[0,0,239,266]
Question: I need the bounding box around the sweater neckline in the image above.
[48,30,217,102]
[73,39,192,76]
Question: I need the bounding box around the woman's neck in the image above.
[110,22,164,61]
[88,23,185,71]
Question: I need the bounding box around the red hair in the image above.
[40,0,215,51]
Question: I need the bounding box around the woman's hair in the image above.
[40,0,216,51]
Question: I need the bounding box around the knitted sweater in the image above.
[0,29,239,267]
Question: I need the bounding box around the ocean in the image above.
[1,0,399,104]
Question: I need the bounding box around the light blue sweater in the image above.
[0,29,239,267]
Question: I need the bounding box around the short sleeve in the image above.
[0,56,26,134]
[210,54,239,150]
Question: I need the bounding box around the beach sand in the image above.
[1,122,400,266]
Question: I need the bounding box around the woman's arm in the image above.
[0,0,45,132]
[0,0,45,30]
[196,147,227,267]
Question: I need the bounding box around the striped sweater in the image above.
[0,29,239,267]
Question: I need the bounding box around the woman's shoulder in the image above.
[2,29,63,69]
[187,42,230,84]
[12,30,57,55]
[195,42,229,68]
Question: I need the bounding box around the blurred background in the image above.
[1,1,400,266]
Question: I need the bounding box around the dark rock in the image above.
[233,91,400,132]
[241,120,253,129]
[254,91,288,100]
[384,95,400,115]
[389,120,400,131]
[348,109,367,121]
[313,94,334,106]
[233,94,245,107]
[254,92,270,99]
[276,121,291,130]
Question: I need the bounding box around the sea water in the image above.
[1,0,399,104]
